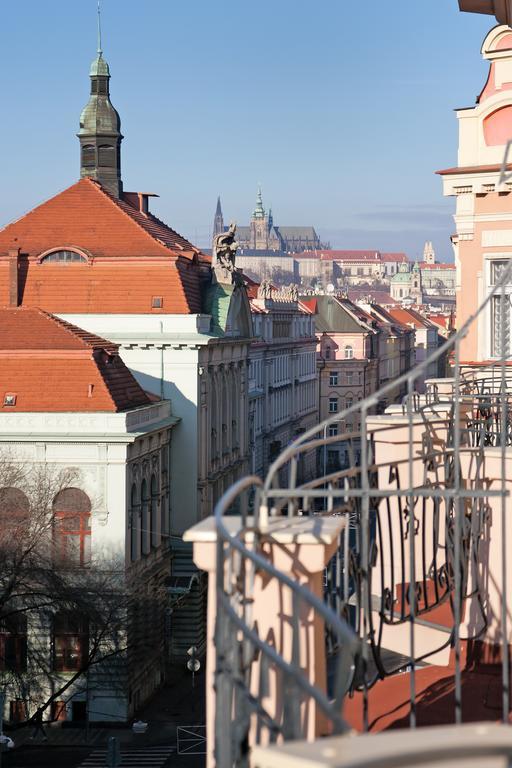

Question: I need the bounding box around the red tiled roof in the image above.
[388,306,436,330]
[0,179,208,314]
[381,252,408,262]
[321,250,380,262]
[298,298,317,313]
[0,307,152,413]
[419,261,456,270]
[436,163,512,176]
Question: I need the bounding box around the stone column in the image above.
[183,515,346,768]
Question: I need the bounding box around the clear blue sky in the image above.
[0,1,494,259]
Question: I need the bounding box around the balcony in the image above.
[185,263,512,766]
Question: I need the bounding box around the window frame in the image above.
[52,612,89,673]
[52,489,92,569]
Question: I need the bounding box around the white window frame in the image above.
[484,253,512,360]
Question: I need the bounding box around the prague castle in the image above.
[213,189,327,254]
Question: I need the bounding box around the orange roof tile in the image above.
[0,307,152,413]
[0,179,209,314]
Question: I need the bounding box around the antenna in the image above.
[97,0,102,55]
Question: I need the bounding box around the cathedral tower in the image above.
[213,196,225,240]
[250,187,269,249]
[78,7,123,198]
[423,241,436,265]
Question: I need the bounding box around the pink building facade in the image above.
[439,25,512,362]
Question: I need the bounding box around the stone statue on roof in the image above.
[213,222,238,274]
[258,280,273,300]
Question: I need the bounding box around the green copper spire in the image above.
[78,1,123,198]
[253,186,265,219]
[90,0,109,76]
[97,0,102,55]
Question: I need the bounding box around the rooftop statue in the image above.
[213,222,238,274]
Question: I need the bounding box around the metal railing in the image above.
[214,261,512,766]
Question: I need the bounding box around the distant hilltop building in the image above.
[389,242,456,303]
[213,189,327,254]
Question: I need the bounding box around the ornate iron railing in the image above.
[214,261,512,766]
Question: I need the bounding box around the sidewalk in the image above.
[9,666,205,751]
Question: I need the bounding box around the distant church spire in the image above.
[253,186,265,219]
[78,2,123,198]
[213,196,225,242]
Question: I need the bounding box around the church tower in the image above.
[423,241,436,265]
[250,187,269,249]
[213,196,225,240]
[78,6,123,198]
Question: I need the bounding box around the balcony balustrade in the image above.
[184,262,512,766]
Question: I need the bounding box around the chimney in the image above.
[8,248,20,307]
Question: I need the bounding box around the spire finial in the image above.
[97,0,102,56]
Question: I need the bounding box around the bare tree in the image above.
[0,453,129,727]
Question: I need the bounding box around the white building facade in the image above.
[248,291,318,482]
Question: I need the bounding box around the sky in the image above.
[0,1,495,260]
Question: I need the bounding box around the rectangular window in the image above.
[491,260,509,285]
[329,372,338,386]
[328,425,338,437]
[53,613,89,672]
[9,700,27,723]
[492,294,511,357]
[346,397,354,409]
[0,616,27,672]
[152,296,163,309]
[346,372,353,385]
[329,397,338,413]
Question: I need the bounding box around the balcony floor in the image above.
[345,642,510,732]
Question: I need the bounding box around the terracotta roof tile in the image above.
[0,179,207,314]
[0,307,151,413]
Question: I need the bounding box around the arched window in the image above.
[41,250,87,264]
[344,345,354,360]
[82,144,95,168]
[140,479,150,556]
[150,474,158,549]
[130,483,139,562]
[53,489,91,568]
[0,488,29,548]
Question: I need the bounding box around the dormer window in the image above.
[40,250,87,264]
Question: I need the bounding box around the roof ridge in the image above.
[144,210,202,255]
[84,179,174,256]
[37,308,119,352]
[95,355,151,412]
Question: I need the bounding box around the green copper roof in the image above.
[90,53,110,77]
[202,282,235,336]
[390,272,411,283]
[253,187,265,219]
